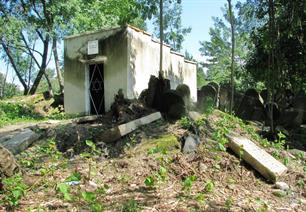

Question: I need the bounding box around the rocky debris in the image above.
[73,115,101,124]
[274,182,289,191]
[97,112,162,144]
[110,89,155,124]
[0,128,40,155]
[55,112,162,154]
[0,145,19,178]
[181,133,200,154]
[111,89,130,123]
[272,189,287,197]
[236,88,265,121]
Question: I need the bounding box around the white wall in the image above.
[64,27,127,114]
[127,28,197,102]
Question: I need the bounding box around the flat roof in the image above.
[64,25,197,66]
[64,26,123,40]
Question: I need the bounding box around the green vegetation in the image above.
[182,175,197,192]
[204,180,215,193]
[143,134,180,155]
[0,174,27,208]
[122,199,141,212]
[0,102,43,127]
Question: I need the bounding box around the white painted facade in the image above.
[64,25,197,114]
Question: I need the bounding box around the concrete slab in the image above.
[227,134,288,182]
[1,128,40,155]
[97,112,162,144]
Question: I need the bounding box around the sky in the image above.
[180,0,227,61]
[0,0,231,85]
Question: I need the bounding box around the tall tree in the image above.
[152,1,191,52]
[246,0,306,93]
[199,8,251,91]
[227,0,235,114]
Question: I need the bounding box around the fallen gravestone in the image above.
[227,133,288,182]
[0,128,40,155]
[97,112,162,144]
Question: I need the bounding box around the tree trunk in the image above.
[44,72,54,97]
[268,0,275,134]
[1,43,29,95]
[29,35,50,95]
[0,64,8,99]
[159,0,164,75]
[227,0,235,115]
[52,37,64,94]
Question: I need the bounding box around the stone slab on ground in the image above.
[0,128,40,155]
[73,115,101,124]
[188,111,202,121]
[227,134,288,182]
[97,112,162,144]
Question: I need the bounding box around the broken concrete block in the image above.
[274,182,289,191]
[1,128,40,155]
[226,134,288,182]
[97,112,162,144]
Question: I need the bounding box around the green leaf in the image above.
[144,176,155,187]
[82,191,96,203]
[57,183,71,201]
[65,172,81,182]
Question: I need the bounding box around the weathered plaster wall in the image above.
[127,28,197,102]
[64,28,128,114]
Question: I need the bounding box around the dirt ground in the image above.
[0,112,306,212]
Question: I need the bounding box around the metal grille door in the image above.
[89,64,105,115]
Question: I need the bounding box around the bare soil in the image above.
[0,112,305,212]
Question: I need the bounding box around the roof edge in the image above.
[64,25,123,40]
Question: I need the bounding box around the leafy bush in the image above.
[0,174,27,207]
[0,102,43,127]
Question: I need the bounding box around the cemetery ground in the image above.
[0,95,306,211]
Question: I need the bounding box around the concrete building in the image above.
[64,25,197,115]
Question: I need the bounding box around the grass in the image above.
[0,95,82,128]
[138,134,180,155]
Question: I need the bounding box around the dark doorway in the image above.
[89,64,105,115]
